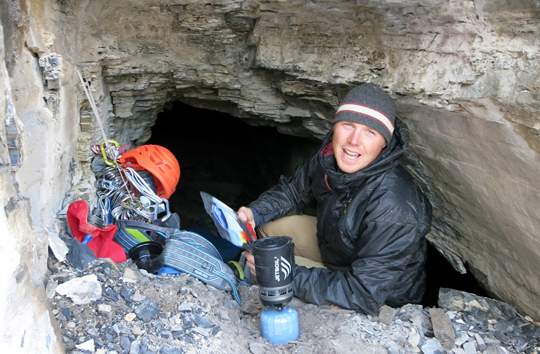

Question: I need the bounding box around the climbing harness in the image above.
[91,145,173,224]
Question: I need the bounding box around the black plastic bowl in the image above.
[128,241,164,273]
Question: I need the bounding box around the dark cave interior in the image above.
[147,102,489,308]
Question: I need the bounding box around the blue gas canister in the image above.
[260,306,299,344]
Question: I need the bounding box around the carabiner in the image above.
[160,198,171,222]
[97,179,118,190]
[100,140,120,167]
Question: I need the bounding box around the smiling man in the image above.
[238,83,432,315]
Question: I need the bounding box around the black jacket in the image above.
[249,118,432,315]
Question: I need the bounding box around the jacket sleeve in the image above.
[248,153,318,225]
[292,220,425,315]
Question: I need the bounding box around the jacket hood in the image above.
[321,117,409,189]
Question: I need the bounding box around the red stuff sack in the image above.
[67,200,127,263]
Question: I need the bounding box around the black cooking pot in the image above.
[128,241,164,273]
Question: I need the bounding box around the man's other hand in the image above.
[245,251,256,277]
[237,206,256,229]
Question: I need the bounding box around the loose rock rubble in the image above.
[47,245,540,354]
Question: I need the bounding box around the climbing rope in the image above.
[77,69,111,151]
[123,167,171,222]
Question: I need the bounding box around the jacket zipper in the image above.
[343,190,352,215]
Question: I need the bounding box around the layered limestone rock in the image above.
[1,0,540,350]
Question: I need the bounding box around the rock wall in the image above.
[1,0,540,350]
[71,0,540,317]
[0,1,67,352]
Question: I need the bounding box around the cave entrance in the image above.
[146,102,488,307]
[146,102,320,233]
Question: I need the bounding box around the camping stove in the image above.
[252,236,295,310]
[252,236,299,344]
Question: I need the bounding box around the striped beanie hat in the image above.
[334,83,396,144]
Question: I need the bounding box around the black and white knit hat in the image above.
[334,83,396,144]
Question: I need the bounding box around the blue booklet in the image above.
[200,192,257,250]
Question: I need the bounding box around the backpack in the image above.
[162,231,241,305]
[113,220,242,305]
[113,219,179,254]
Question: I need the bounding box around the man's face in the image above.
[332,121,387,173]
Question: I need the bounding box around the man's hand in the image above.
[238,207,257,276]
[245,251,256,277]
[237,206,256,229]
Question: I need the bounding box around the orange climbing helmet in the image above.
[119,145,180,199]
